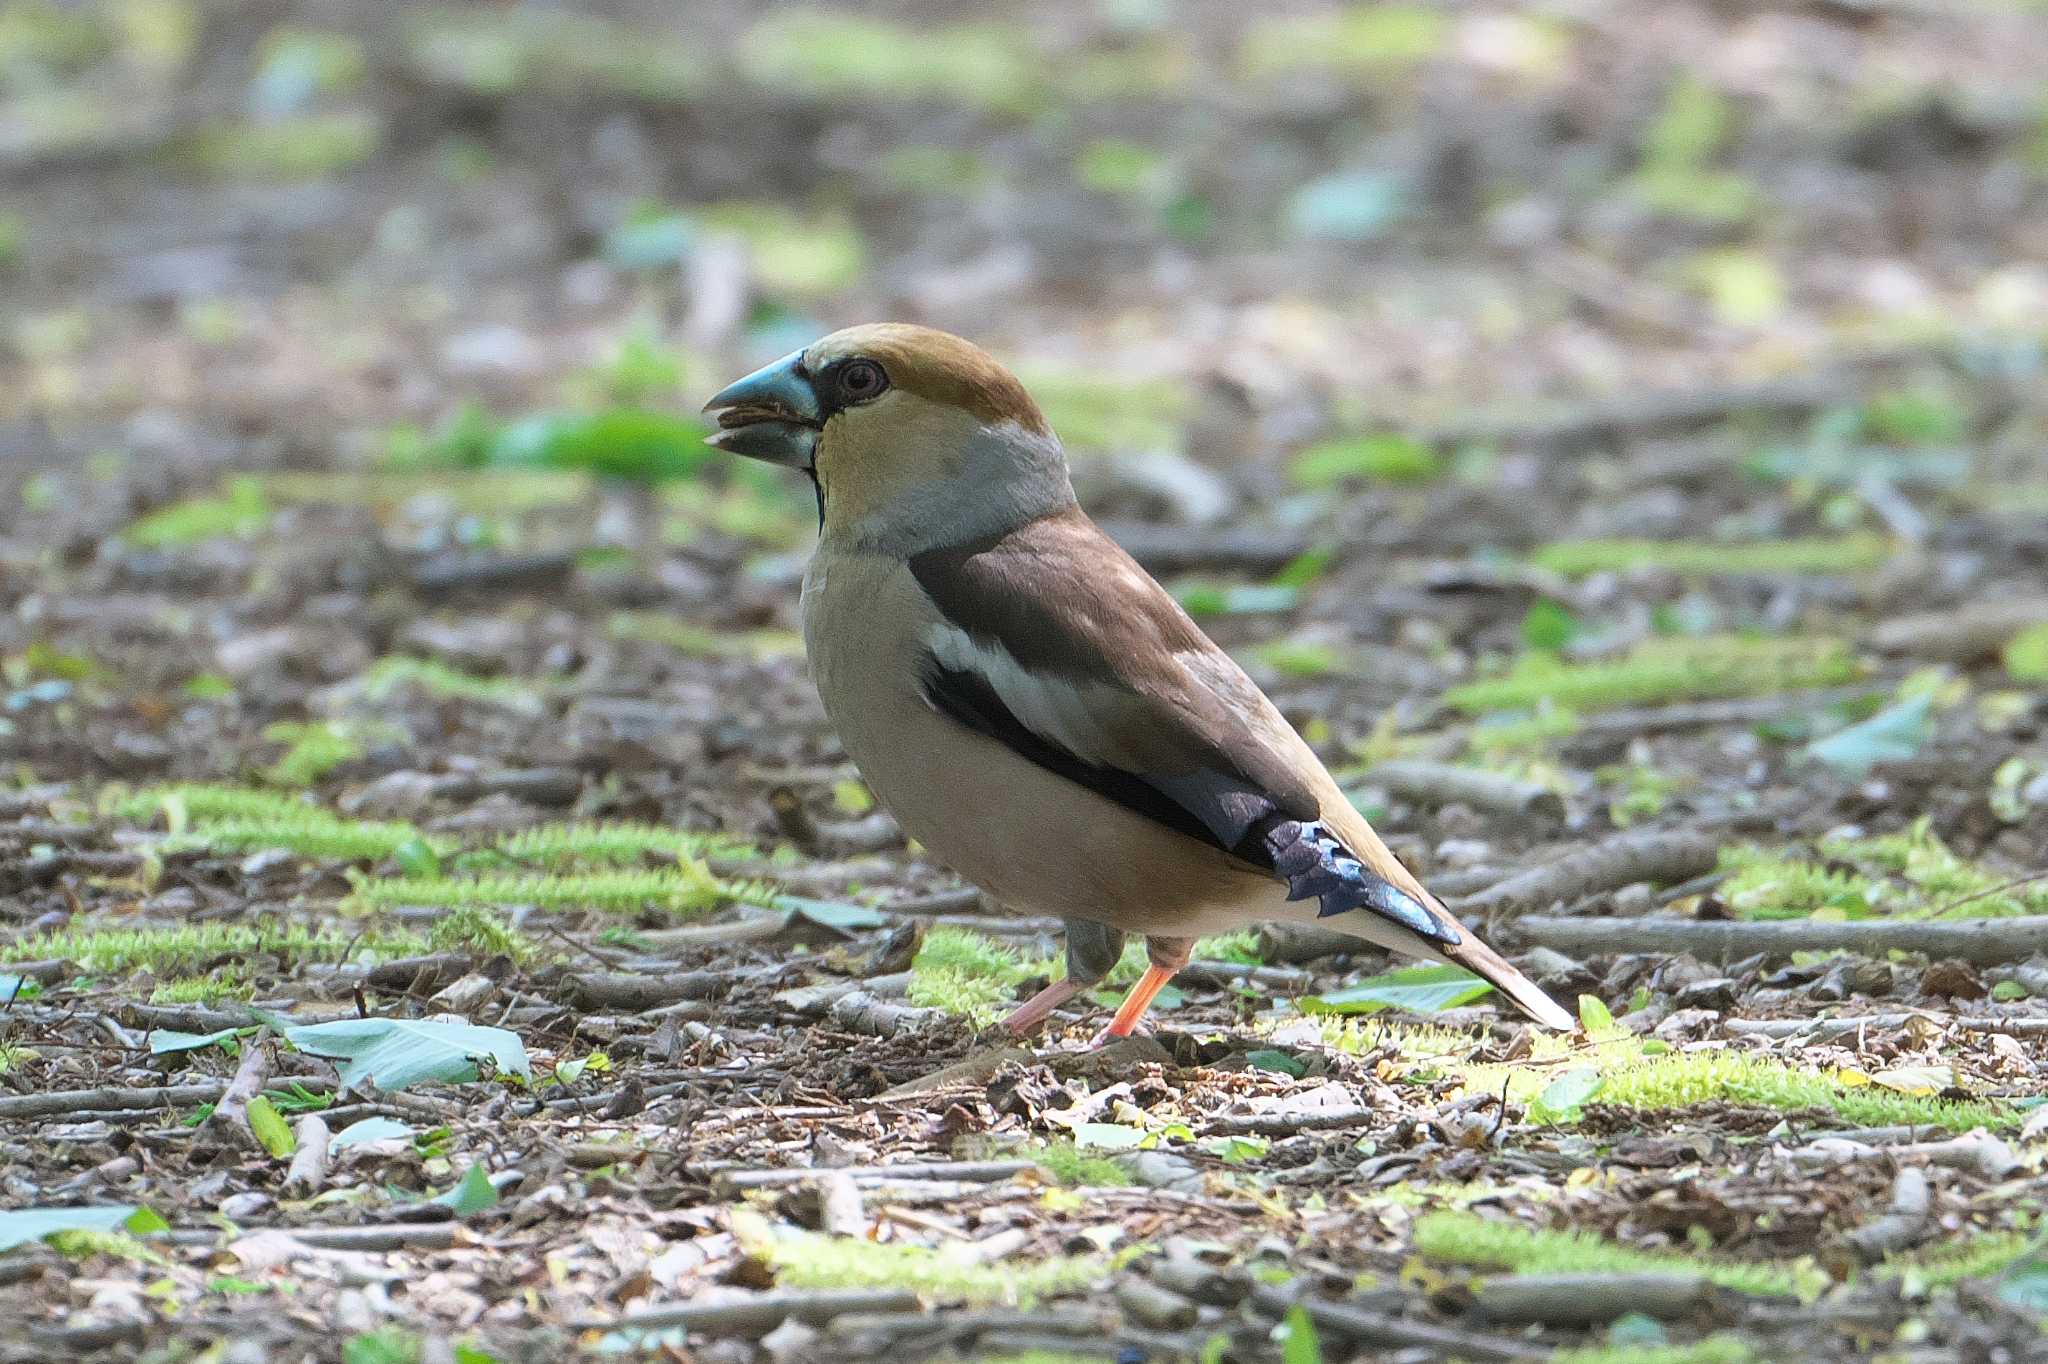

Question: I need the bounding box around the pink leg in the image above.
[1002,977,1087,1035]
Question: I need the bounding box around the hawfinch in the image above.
[704,325,1576,1040]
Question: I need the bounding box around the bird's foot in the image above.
[1085,1017,1154,1050]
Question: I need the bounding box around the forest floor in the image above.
[3,1,2048,1362]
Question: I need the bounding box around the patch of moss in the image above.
[122,477,271,548]
[1552,1337,1756,1364]
[402,8,700,100]
[165,811,442,863]
[1415,1212,1811,1298]
[1723,823,2048,920]
[348,865,779,917]
[608,611,804,660]
[1467,709,1582,754]
[1461,1034,2011,1134]
[358,656,543,711]
[2005,623,2048,685]
[737,11,1046,114]
[1442,636,1860,715]
[497,821,752,868]
[1031,1139,1138,1188]
[149,974,255,1005]
[179,112,380,179]
[425,903,537,962]
[1020,369,1187,455]
[261,721,364,786]
[1529,535,1892,578]
[908,927,1051,1021]
[1241,5,1447,78]
[2,922,421,975]
[1291,433,1441,487]
[763,1230,1105,1306]
[695,202,864,297]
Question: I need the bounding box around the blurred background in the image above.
[1,0,2046,816]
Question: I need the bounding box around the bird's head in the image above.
[703,323,1074,551]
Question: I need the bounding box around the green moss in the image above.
[262,721,363,786]
[1724,824,2048,921]
[696,202,864,297]
[1415,1212,1810,1298]
[1031,1139,1138,1188]
[1291,433,1441,487]
[1530,535,1892,578]
[149,973,254,1005]
[1468,709,1582,754]
[908,927,1051,1021]
[111,784,314,826]
[402,8,700,100]
[180,113,380,179]
[738,11,1046,114]
[122,477,271,548]
[348,865,779,916]
[1241,5,1447,78]
[763,1230,1105,1306]
[1552,1337,1756,1364]
[608,611,805,660]
[359,657,542,711]
[1020,370,1187,455]
[166,811,442,863]
[2005,623,2048,684]
[425,903,537,962]
[3,922,422,975]
[1442,637,1860,715]
[497,822,751,868]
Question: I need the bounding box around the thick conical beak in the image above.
[701,350,821,470]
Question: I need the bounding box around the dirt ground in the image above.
[3,1,2048,1361]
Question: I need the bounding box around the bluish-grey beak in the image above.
[702,350,821,470]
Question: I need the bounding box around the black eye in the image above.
[837,359,887,403]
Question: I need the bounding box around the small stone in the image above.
[1673,977,1738,1010]
[219,1191,270,1220]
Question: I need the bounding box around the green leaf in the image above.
[342,1328,423,1364]
[453,1346,503,1364]
[0,1205,139,1252]
[1533,1067,1604,1121]
[1522,599,1580,651]
[1805,693,1932,775]
[281,1017,530,1091]
[245,1095,296,1159]
[331,1116,415,1149]
[433,1163,500,1217]
[1997,1244,2048,1314]
[1300,964,1495,1015]
[1280,1303,1324,1364]
[1070,1123,1148,1151]
[0,974,34,1004]
[1578,995,1616,1033]
[1246,1049,1308,1079]
[125,1206,169,1236]
[392,837,441,879]
[488,409,713,484]
[148,1026,244,1054]
[2006,624,2048,685]
[1992,980,2029,1002]
[777,896,889,932]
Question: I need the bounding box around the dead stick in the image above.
[1725,1014,2048,1039]
[1457,830,1720,914]
[713,1160,1034,1192]
[1362,762,1565,820]
[1473,1272,1723,1324]
[1249,1284,1542,1361]
[571,1288,920,1336]
[1516,914,2048,964]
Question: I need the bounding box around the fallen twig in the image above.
[1473,1271,1723,1323]
[1867,597,2048,661]
[1458,829,1720,915]
[284,1115,332,1193]
[0,1083,229,1122]
[712,1160,1034,1193]
[1362,761,1566,820]
[1726,1013,2048,1039]
[1249,1283,1542,1361]
[1843,1167,1930,1261]
[1795,1128,2019,1180]
[1519,915,2048,965]
[571,1288,920,1336]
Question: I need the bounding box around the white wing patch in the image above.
[924,622,1131,769]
